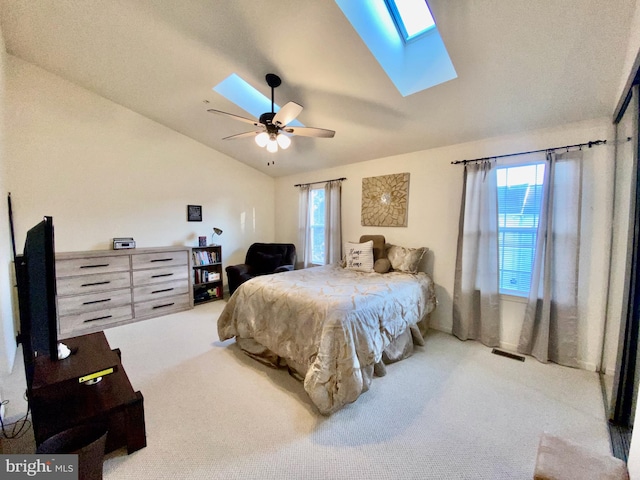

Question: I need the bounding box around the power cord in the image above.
[0,393,32,439]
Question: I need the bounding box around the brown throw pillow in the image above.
[374,258,391,273]
[359,235,386,261]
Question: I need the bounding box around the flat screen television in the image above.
[20,216,58,365]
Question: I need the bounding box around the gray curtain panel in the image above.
[517,151,582,367]
[452,161,501,347]
[324,179,343,265]
[298,184,313,268]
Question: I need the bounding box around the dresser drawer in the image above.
[54,247,192,337]
[57,288,132,316]
[132,251,188,270]
[58,305,133,336]
[134,294,191,319]
[56,255,130,278]
[133,280,189,303]
[132,265,189,287]
[57,271,132,296]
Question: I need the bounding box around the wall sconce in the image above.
[211,227,223,246]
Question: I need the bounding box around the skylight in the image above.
[213,74,303,127]
[386,0,435,42]
[335,0,456,96]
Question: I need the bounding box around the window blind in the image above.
[496,163,545,295]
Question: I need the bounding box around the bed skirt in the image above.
[234,314,430,397]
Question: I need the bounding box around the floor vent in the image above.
[491,349,525,362]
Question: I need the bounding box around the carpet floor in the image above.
[1,301,611,479]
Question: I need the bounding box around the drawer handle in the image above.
[151,287,174,294]
[151,258,173,263]
[80,264,110,269]
[82,298,111,305]
[84,314,113,323]
[151,273,174,278]
[81,281,111,287]
[152,302,175,309]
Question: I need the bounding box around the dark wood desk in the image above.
[30,332,146,454]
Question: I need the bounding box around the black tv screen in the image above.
[23,216,58,361]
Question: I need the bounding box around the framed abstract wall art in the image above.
[361,173,410,227]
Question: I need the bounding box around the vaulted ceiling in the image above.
[0,0,635,176]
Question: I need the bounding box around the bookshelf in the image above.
[191,245,223,305]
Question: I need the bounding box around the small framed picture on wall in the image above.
[187,205,202,222]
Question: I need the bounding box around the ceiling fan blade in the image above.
[283,126,336,138]
[207,108,260,126]
[222,131,262,140]
[273,102,303,127]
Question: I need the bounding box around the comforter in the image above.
[217,264,437,414]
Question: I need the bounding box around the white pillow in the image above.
[344,240,374,272]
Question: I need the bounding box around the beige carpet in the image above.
[1,301,611,479]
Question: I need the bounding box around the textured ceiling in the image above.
[0,0,635,177]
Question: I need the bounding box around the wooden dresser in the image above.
[55,247,193,338]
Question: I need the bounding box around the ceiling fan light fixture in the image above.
[210,73,335,160]
[255,131,269,147]
[266,139,278,153]
[276,133,291,150]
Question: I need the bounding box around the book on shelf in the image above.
[192,249,220,266]
[193,269,221,284]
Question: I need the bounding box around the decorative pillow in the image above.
[386,245,428,273]
[254,252,283,274]
[344,240,374,272]
[374,258,391,274]
[359,235,386,261]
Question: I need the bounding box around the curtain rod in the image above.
[294,177,347,187]
[450,139,608,165]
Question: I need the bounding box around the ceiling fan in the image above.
[207,73,335,155]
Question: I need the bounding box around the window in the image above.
[335,0,456,96]
[385,0,436,42]
[310,187,326,264]
[496,163,545,296]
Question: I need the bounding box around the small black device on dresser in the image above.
[113,237,136,249]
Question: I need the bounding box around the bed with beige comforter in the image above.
[217,264,437,415]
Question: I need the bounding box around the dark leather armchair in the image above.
[226,243,297,295]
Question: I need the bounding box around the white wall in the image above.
[275,117,615,371]
[5,55,275,259]
[0,19,18,375]
[0,55,275,371]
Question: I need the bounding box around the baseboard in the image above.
[429,323,452,335]
[499,341,519,352]
[578,360,598,372]
[428,325,599,372]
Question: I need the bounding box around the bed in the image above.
[217,255,437,415]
